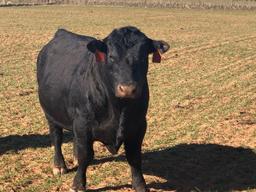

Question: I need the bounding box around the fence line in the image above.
[1,0,256,9]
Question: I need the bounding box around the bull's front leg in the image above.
[124,118,148,192]
[71,116,94,192]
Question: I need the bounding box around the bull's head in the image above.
[87,26,170,99]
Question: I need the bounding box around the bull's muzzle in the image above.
[116,84,137,98]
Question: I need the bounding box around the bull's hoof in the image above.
[134,187,149,192]
[52,166,67,176]
[133,184,149,192]
[69,188,86,192]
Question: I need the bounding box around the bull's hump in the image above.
[54,28,69,37]
[54,28,95,42]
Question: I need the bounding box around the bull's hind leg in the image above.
[48,120,68,175]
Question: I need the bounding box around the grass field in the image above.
[0,5,256,192]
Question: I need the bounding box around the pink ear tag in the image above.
[152,50,161,63]
[95,50,106,62]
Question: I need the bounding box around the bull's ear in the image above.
[149,40,170,63]
[87,40,107,63]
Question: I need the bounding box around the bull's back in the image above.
[37,29,94,127]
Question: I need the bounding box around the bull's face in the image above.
[87,26,170,99]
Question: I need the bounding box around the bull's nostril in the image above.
[131,86,136,94]
[118,85,125,93]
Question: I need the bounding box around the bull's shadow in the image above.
[144,144,256,191]
[0,132,72,155]
[1,134,256,191]
[93,144,256,192]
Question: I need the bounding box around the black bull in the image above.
[37,26,170,192]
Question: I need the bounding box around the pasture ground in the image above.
[0,5,256,192]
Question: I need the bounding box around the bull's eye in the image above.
[125,57,135,66]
